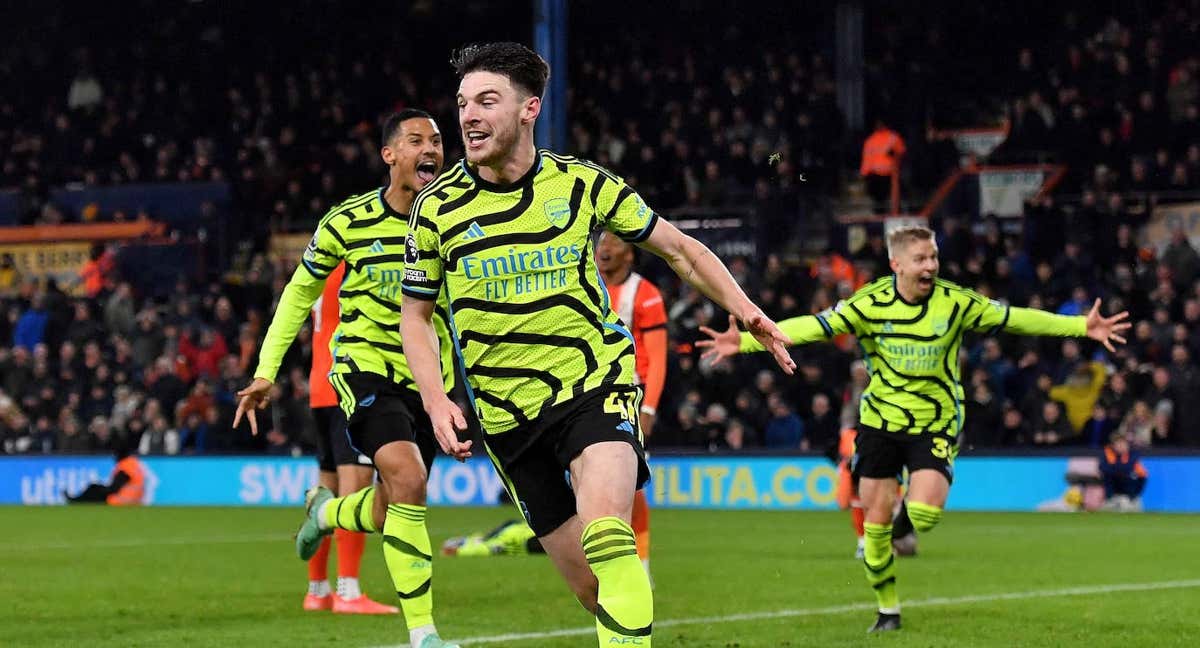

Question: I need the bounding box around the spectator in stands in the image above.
[138,415,179,455]
[0,255,20,295]
[131,310,165,368]
[1082,404,1117,449]
[675,403,699,447]
[12,295,47,351]
[966,382,1003,446]
[103,283,136,338]
[1099,434,1147,512]
[1167,69,1197,124]
[804,393,840,452]
[999,405,1030,447]
[67,65,104,111]
[731,389,767,434]
[764,392,805,450]
[701,403,730,451]
[1145,366,1176,442]
[1118,400,1161,448]
[1021,373,1054,423]
[211,297,241,352]
[1162,227,1199,291]
[65,302,104,348]
[179,327,228,380]
[55,416,89,453]
[1056,286,1091,316]
[145,357,186,412]
[178,411,209,454]
[721,419,749,451]
[1048,361,1107,432]
[1032,401,1072,446]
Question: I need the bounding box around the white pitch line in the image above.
[371,579,1200,647]
[0,533,292,551]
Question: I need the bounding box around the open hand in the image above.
[697,314,743,366]
[1085,298,1131,353]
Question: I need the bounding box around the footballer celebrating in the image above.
[401,42,793,647]
[235,110,460,648]
[698,225,1130,633]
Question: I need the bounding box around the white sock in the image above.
[308,580,331,597]
[641,558,651,574]
[409,624,437,647]
[317,500,332,530]
[857,537,866,548]
[880,605,901,615]
[336,576,361,600]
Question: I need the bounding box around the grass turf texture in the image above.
[2,506,1195,647]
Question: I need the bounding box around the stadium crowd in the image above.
[2,207,1197,455]
[1,1,1199,455]
[650,217,1200,450]
[0,2,832,242]
[870,1,1200,199]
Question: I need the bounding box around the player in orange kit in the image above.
[835,428,868,559]
[303,262,398,615]
[596,230,668,579]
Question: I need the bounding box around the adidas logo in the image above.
[462,222,486,240]
[369,240,385,253]
[615,420,635,435]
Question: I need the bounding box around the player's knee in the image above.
[906,501,943,533]
[380,469,426,505]
[573,579,599,614]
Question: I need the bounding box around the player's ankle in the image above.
[317,500,333,530]
[409,624,437,646]
[336,576,361,600]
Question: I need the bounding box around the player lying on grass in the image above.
[698,225,1130,633]
[440,519,543,557]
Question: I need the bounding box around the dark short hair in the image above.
[381,109,434,146]
[451,42,550,98]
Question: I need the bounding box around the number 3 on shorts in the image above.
[604,392,638,423]
[930,437,950,459]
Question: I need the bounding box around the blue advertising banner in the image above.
[2,455,1198,512]
[1,456,505,508]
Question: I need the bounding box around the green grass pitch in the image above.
[2,506,1196,647]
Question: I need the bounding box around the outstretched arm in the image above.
[638,219,794,374]
[697,307,855,365]
[999,299,1129,352]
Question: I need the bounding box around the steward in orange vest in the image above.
[860,120,906,213]
[64,438,146,505]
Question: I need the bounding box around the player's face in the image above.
[596,232,633,276]
[457,71,538,167]
[891,238,939,299]
[382,118,444,191]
